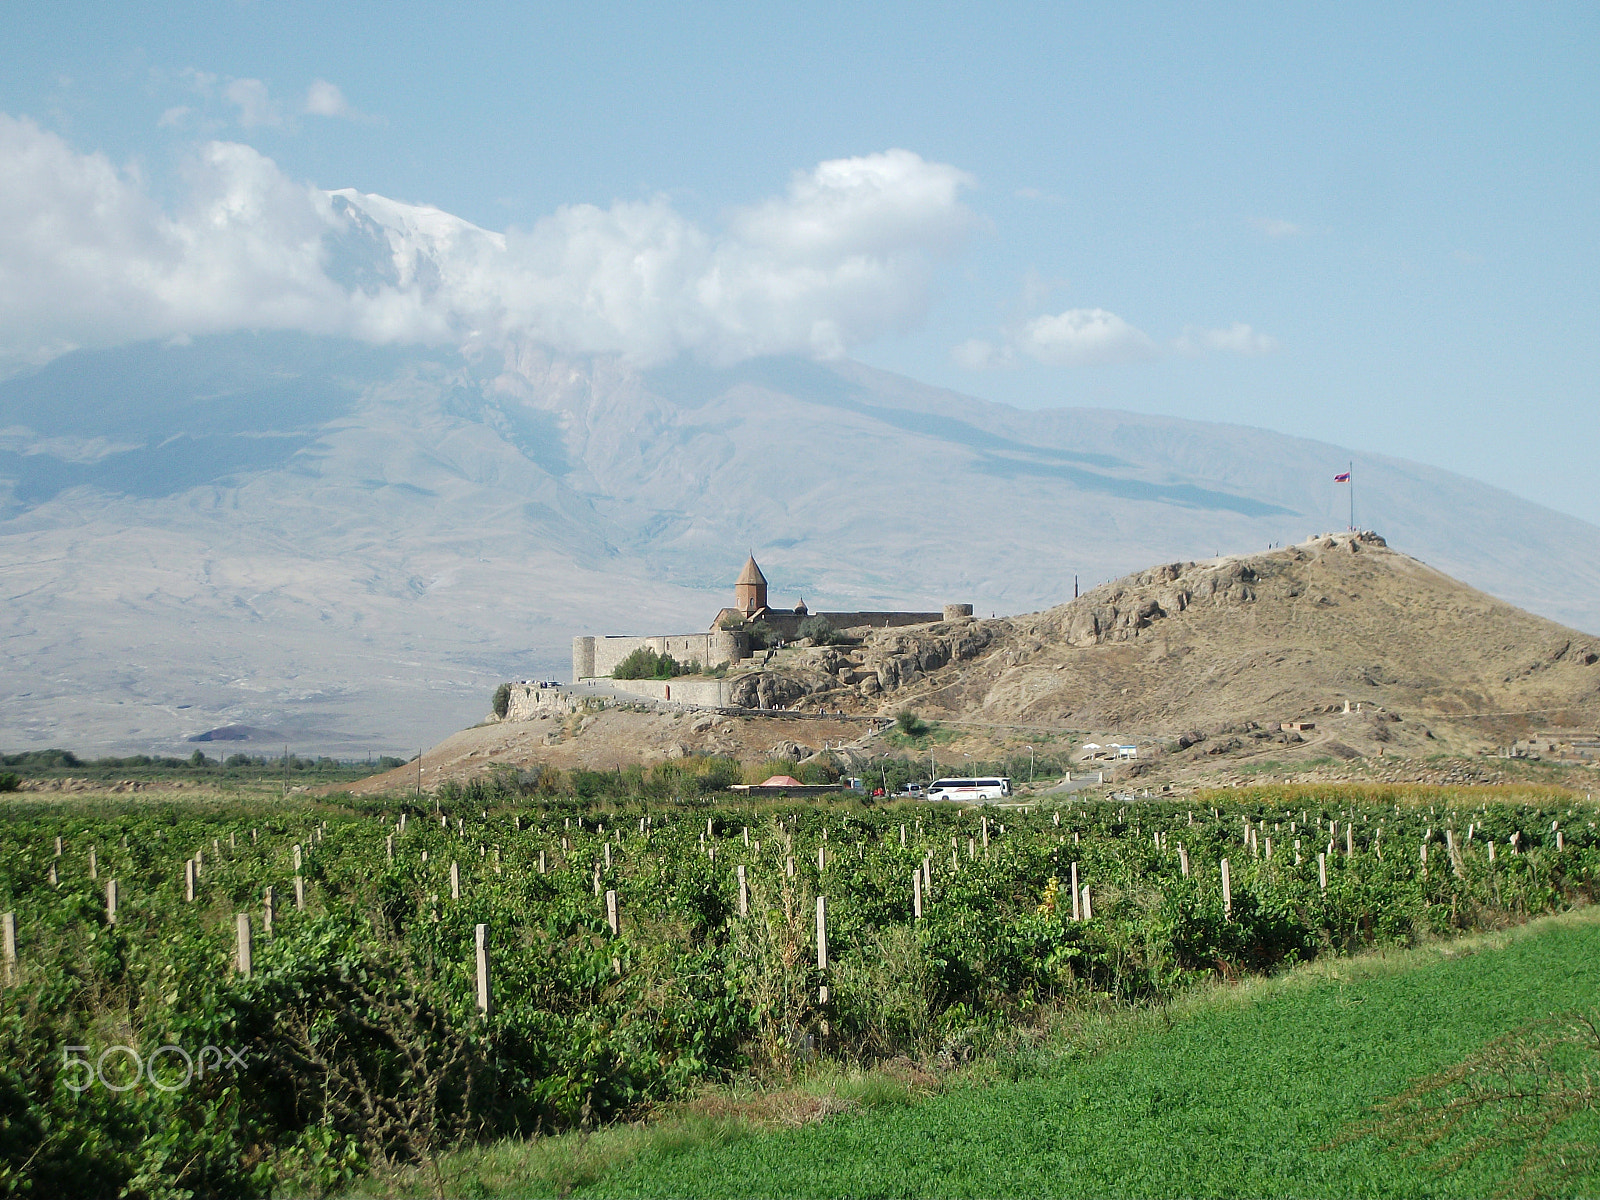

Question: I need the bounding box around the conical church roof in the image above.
[736,555,767,586]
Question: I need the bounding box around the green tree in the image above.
[613,647,686,679]
[492,682,511,718]
[896,709,928,737]
[798,615,844,645]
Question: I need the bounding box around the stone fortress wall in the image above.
[752,608,960,639]
[571,630,747,682]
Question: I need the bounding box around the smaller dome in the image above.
[794,597,808,615]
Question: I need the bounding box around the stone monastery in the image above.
[572,554,971,681]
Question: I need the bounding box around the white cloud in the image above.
[1014,308,1159,366]
[157,105,193,128]
[956,307,1158,369]
[181,68,219,94]
[222,79,281,128]
[952,338,1002,369]
[958,310,1275,370]
[1174,322,1278,356]
[0,118,975,371]
[0,116,365,369]
[303,80,356,119]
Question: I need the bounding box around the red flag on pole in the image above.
[1333,471,1350,482]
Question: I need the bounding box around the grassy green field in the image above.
[549,909,1600,1199]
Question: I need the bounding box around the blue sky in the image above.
[2,2,1597,522]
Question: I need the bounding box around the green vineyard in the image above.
[0,783,1593,1197]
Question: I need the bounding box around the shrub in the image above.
[798,615,844,645]
[613,648,687,680]
[797,760,838,785]
[492,683,511,718]
[896,709,928,737]
[0,773,16,792]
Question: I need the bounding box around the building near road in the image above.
[1509,731,1600,760]
[571,554,967,682]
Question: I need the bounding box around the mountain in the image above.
[2,330,1598,757]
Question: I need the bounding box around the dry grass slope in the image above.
[883,530,1600,754]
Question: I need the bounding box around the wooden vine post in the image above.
[475,923,491,1017]
[2,912,15,986]
[235,914,252,978]
[816,895,829,1005]
[605,890,622,976]
[1220,858,1231,917]
[737,865,748,917]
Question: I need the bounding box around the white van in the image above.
[925,777,1010,802]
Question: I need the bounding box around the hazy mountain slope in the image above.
[598,355,1600,631]
[2,333,1597,756]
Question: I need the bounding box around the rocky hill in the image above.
[360,530,1600,793]
[776,530,1600,761]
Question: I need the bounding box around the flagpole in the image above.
[1348,460,1354,531]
